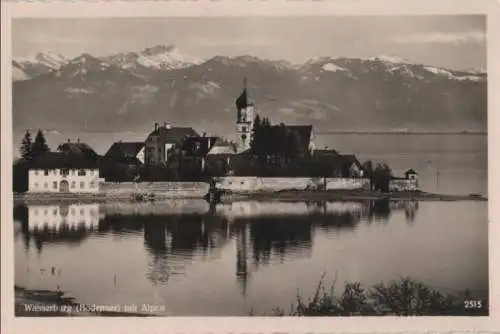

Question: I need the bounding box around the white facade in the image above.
[28,168,104,193]
[236,105,254,153]
[28,204,101,232]
[136,146,145,164]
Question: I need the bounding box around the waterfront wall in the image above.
[215,177,371,192]
[100,182,210,198]
[389,179,419,192]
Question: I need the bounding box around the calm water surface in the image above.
[14,198,488,316]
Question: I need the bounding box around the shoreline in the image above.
[12,189,487,205]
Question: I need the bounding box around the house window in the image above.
[53,181,57,189]
[34,182,38,188]
[89,170,94,176]
[34,170,39,176]
[80,181,85,189]
[44,169,49,176]
[71,181,76,188]
[71,170,76,176]
[53,208,58,215]
[44,182,48,189]
[61,168,70,176]
[89,181,95,188]
[78,169,86,176]
[53,170,57,175]
[242,126,247,132]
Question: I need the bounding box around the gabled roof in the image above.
[208,145,237,155]
[105,142,144,159]
[30,152,99,169]
[57,142,98,157]
[146,126,199,145]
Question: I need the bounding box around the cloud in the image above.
[390,31,485,45]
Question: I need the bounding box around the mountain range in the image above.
[12,45,487,136]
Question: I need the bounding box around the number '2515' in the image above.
[464,300,483,309]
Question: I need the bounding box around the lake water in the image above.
[14,198,488,316]
[13,133,488,315]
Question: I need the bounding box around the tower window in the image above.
[242,126,247,132]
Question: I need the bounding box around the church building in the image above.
[235,78,254,153]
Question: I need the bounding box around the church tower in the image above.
[235,78,254,153]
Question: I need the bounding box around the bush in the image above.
[269,275,485,316]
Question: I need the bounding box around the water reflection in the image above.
[15,198,419,290]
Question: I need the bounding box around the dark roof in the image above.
[57,142,98,157]
[313,153,361,169]
[30,152,99,169]
[146,126,199,144]
[340,154,361,167]
[105,142,144,159]
[236,89,249,110]
[313,149,339,158]
[181,136,218,156]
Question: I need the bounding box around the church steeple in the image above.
[235,77,254,153]
[235,77,248,111]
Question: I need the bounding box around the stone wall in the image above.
[215,177,370,192]
[389,179,419,192]
[325,178,371,190]
[100,182,210,198]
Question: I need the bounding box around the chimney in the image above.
[67,138,71,143]
[202,132,206,137]
[165,121,171,129]
[154,122,159,131]
[77,137,80,143]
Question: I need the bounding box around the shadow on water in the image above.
[14,198,419,288]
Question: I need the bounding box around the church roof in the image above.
[236,89,249,110]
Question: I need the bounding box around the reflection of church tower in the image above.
[236,223,250,295]
[235,78,254,153]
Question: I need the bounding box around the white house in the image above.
[28,151,104,193]
[28,204,102,232]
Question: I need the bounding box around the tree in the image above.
[20,130,33,161]
[31,129,49,158]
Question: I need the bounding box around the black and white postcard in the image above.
[1,0,499,333]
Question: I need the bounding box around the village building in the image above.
[389,169,419,192]
[104,141,145,165]
[311,149,364,178]
[28,150,103,193]
[144,121,199,165]
[180,135,218,172]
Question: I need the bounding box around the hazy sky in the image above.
[13,16,486,70]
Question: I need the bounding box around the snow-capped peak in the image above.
[136,44,201,70]
[16,51,69,70]
[423,66,482,82]
[366,55,408,64]
[322,63,348,72]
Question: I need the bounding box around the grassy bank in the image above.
[265,276,488,316]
